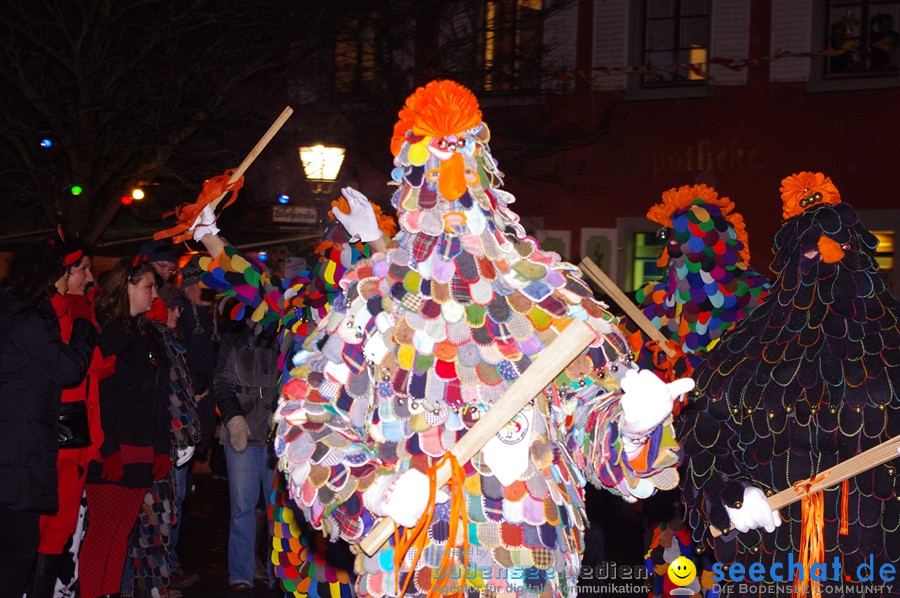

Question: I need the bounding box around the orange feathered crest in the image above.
[390,80,483,157]
[779,171,841,220]
[647,184,752,264]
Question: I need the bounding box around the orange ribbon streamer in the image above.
[154,169,244,243]
[792,472,830,598]
[839,479,849,536]
[393,453,469,598]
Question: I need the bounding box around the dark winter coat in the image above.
[176,298,219,454]
[215,323,280,448]
[87,317,172,489]
[0,289,95,513]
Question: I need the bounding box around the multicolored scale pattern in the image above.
[633,198,769,375]
[678,201,900,587]
[126,474,177,597]
[198,223,367,598]
[124,323,199,596]
[274,87,684,598]
[153,321,202,450]
[271,472,356,598]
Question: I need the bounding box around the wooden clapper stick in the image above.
[578,257,676,358]
[710,435,900,537]
[358,320,596,556]
[210,106,294,211]
[168,106,294,252]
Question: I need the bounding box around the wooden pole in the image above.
[209,106,294,211]
[579,257,676,357]
[710,435,900,537]
[357,320,596,556]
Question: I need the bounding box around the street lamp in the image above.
[299,144,345,194]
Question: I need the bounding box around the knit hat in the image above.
[157,283,186,311]
[180,255,203,288]
[137,239,177,264]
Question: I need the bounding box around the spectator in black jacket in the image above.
[169,255,219,590]
[78,258,174,598]
[0,238,96,598]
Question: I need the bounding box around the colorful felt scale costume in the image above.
[678,172,900,595]
[273,80,692,598]
[644,515,701,598]
[196,215,388,598]
[630,184,770,381]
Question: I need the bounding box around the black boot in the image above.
[29,553,63,598]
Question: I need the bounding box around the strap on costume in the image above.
[792,472,829,598]
[393,453,469,598]
[839,479,849,536]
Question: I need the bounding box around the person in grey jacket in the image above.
[213,318,280,592]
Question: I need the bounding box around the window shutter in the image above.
[711,0,751,86]
[592,0,629,91]
[770,0,813,82]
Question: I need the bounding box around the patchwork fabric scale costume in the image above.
[273,80,694,598]
[678,172,900,597]
[194,213,393,598]
[630,184,770,382]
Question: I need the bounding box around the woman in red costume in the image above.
[30,239,106,598]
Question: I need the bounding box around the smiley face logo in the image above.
[667,556,697,587]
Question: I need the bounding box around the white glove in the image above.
[331,187,382,243]
[620,369,695,437]
[725,485,782,533]
[364,469,448,528]
[226,415,250,453]
[189,205,220,241]
[176,445,195,467]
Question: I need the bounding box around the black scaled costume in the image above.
[678,172,900,591]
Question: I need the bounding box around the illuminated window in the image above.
[872,230,895,290]
[482,0,544,91]
[334,18,378,95]
[859,211,900,291]
[331,12,412,97]
[631,231,665,291]
[639,0,711,87]
[824,1,900,77]
[811,1,900,91]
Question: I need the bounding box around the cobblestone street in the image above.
[176,470,283,598]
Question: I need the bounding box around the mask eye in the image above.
[656,226,671,242]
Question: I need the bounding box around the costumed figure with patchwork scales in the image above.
[267,80,695,598]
